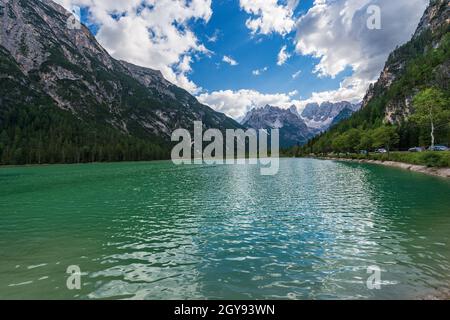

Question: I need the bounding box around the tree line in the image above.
[0,104,170,166]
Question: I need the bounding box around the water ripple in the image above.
[0,159,450,299]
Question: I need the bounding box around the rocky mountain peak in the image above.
[414,0,449,38]
[288,105,301,118]
[0,0,114,74]
[301,101,361,130]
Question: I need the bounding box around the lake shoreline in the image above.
[315,157,450,179]
[0,159,172,169]
[2,158,450,179]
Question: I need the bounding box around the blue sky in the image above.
[57,0,428,120]
[188,0,342,97]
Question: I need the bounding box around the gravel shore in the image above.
[321,157,450,179]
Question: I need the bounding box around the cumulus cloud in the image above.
[223,55,239,66]
[54,0,213,94]
[294,0,428,102]
[54,0,430,122]
[240,0,299,36]
[277,45,291,66]
[198,89,303,120]
[252,66,268,76]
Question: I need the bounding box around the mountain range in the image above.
[0,0,241,165]
[242,102,361,147]
[301,101,362,131]
[241,105,314,148]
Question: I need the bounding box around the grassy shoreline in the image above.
[311,151,450,179]
[311,151,450,168]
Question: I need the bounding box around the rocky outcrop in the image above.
[414,0,450,39]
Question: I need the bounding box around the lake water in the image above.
[1,159,450,300]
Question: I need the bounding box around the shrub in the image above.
[419,152,448,167]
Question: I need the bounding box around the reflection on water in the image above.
[0,159,450,299]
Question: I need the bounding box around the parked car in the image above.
[428,145,449,151]
[375,148,388,154]
[408,147,425,152]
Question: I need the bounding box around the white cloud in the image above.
[54,0,213,94]
[198,89,303,120]
[206,30,220,43]
[252,66,268,76]
[240,0,299,36]
[277,45,291,66]
[292,69,302,79]
[294,0,428,102]
[223,55,239,66]
[208,0,428,116]
[54,0,430,122]
[300,78,368,106]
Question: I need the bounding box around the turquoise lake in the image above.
[0,158,450,299]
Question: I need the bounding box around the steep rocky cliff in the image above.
[361,0,449,124]
[0,0,241,164]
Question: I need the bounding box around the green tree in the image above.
[332,134,348,154]
[372,126,400,156]
[314,138,330,156]
[358,131,374,155]
[411,88,450,148]
[345,129,362,153]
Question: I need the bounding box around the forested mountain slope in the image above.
[0,0,241,165]
[296,0,449,155]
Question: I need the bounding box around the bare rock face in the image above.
[384,96,415,124]
[0,0,113,73]
[242,105,316,147]
[361,50,408,112]
[301,101,361,131]
[120,61,174,97]
[360,0,449,124]
[414,0,450,39]
[0,0,240,140]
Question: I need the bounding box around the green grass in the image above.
[326,151,450,168]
